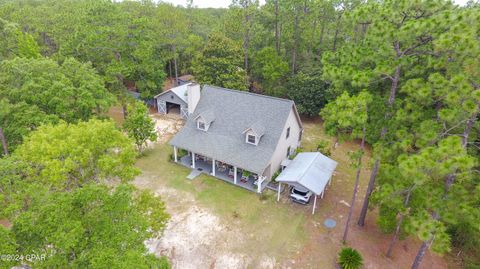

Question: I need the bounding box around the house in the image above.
[169,84,303,193]
[154,83,200,118]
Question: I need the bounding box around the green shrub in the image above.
[338,247,363,269]
[289,147,304,160]
[178,149,188,158]
[272,171,280,182]
[316,140,331,156]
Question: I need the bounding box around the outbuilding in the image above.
[154,83,200,119]
[276,152,338,214]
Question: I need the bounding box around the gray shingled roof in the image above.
[169,85,295,174]
[195,109,215,124]
[245,121,266,137]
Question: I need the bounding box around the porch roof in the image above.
[276,152,337,195]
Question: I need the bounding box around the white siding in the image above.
[267,107,302,178]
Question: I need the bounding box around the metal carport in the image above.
[276,152,338,214]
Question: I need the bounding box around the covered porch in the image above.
[173,146,269,193]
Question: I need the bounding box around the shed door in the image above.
[158,100,166,114]
[180,106,188,119]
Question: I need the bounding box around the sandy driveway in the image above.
[135,174,276,269]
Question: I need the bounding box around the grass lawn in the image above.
[136,140,308,260]
[134,115,454,268]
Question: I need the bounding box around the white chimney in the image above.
[187,83,201,115]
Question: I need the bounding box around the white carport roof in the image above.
[276,152,338,195]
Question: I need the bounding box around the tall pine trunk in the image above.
[244,3,250,77]
[332,13,342,52]
[343,126,366,243]
[358,62,401,227]
[0,126,8,156]
[317,20,326,57]
[173,44,179,87]
[386,185,414,258]
[412,103,478,268]
[291,7,299,74]
[274,0,280,55]
[412,238,432,269]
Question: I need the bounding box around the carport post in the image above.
[173,146,178,162]
[277,182,282,202]
[191,152,196,168]
[211,158,216,176]
[312,195,317,215]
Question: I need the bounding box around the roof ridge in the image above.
[297,152,320,181]
[203,84,294,104]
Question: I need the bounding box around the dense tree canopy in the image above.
[193,33,247,90]
[0,0,478,267]
[0,119,139,219]
[10,184,169,269]
[0,57,112,122]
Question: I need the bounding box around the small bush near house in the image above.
[178,149,188,158]
[338,247,363,269]
[272,171,280,182]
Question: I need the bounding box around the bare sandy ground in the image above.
[136,175,276,269]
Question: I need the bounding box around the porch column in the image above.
[277,182,282,202]
[191,152,196,168]
[173,146,178,162]
[312,195,317,215]
[321,190,325,199]
[211,158,216,176]
[234,166,237,184]
[257,176,264,193]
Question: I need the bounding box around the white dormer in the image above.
[197,119,207,131]
[246,130,258,145]
[195,109,215,132]
[243,122,265,146]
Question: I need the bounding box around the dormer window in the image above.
[195,109,215,132]
[247,134,257,145]
[243,122,265,146]
[197,120,206,131]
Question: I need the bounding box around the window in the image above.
[286,127,290,139]
[287,146,291,157]
[247,134,256,145]
[197,120,206,130]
